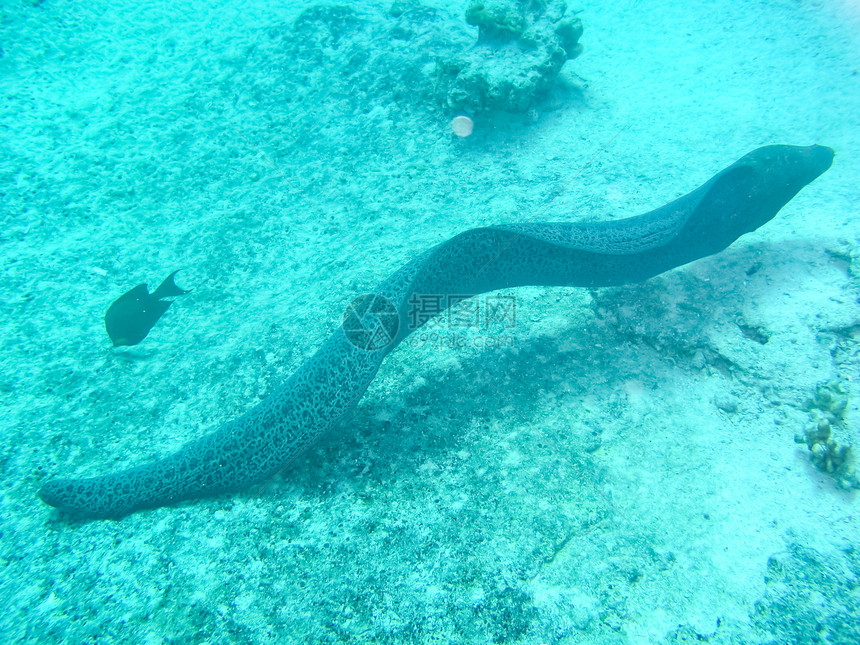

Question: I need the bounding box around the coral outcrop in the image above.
[435,0,584,113]
[795,381,858,489]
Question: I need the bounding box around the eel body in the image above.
[39,144,834,519]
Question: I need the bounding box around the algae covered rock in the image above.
[466,0,527,41]
[436,0,584,113]
[751,543,860,644]
[795,381,858,489]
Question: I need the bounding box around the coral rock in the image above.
[436,0,583,113]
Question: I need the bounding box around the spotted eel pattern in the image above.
[39,145,833,518]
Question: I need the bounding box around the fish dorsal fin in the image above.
[125,284,150,298]
[152,270,191,300]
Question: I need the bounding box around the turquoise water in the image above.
[2,0,859,642]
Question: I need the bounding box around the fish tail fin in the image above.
[153,270,191,299]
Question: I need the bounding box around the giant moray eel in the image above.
[39,144,834,519]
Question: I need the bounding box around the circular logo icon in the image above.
[342,293,399,351]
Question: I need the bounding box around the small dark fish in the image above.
[105,270,190,347]
[745,261,763,276]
